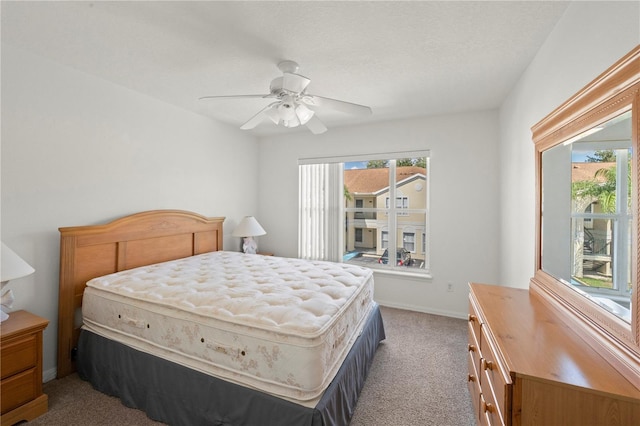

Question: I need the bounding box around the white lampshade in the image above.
[265,106,281,124]
[231,216,267,238]
[295,103,315,125]
[1,242,35,322]
[1,242,34,283]
[277,102,296,121]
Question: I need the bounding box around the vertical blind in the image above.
[298,163,343,261]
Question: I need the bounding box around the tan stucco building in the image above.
[344,166,427,263]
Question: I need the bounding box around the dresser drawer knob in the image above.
[483,401,495,413]
[468,344,476,352]
[468,374,476,383]
[483,359,494,371]
[468,314,477,323]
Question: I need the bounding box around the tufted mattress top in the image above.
[81,251,374,405]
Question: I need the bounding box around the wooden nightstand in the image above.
[0,310,49,426]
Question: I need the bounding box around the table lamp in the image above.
[231,216,266,254]
[1,242,35,322]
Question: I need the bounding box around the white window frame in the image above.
[299,150,431,276]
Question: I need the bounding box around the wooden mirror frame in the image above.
[531,46,640,388]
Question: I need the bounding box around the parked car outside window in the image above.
[378,248,412,266]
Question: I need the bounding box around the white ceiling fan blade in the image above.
[305,95,372,116]
[199,94,272,101]
[240,103,278,130]
[305,115,328,134]
[282,73,311,93]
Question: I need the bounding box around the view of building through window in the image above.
[343,157,429,271]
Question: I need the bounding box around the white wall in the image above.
[1,45,259,379]
[257,111,501,318]
[499,1,640,288]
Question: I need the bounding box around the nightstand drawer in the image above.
[1,334,37,379]
[0,367,38,414]
[1,310,49,423]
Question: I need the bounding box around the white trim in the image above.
[43,367,57,383]
[299,152,430,275]
[298,150,430,165]
[373,268,432,279]
[376,300,467,320]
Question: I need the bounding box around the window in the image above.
[386,196,409,216]
[386,196,408,209]
[355,199,364,219]
[299,152,430,274]
[570,145,632,297]
[403,232,415,252]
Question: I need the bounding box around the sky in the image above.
[346,161,367,169]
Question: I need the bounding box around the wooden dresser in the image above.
[467,283,640,426]
[0,310,49,426]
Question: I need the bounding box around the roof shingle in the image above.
[344,166,426,194]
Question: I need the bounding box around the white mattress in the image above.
[81,251,374,406]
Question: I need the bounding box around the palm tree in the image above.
[344,185,352,202]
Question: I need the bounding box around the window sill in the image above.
[371,267,432,281]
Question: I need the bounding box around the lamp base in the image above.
[242,237,258,254]
[1,287,14,322]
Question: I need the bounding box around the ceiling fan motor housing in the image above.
[270,77,285,96]
[277,60,300,74]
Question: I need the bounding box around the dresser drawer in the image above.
[468,297,482,342]
[479,393,502,426]
[468,319,480,359]
[467,349,482,424]
[0,367,38,414]
[480,325,511,424]
[0,333,37,379]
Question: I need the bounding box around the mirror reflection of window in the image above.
[541,110,633,323]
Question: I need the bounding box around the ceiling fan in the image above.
[199,61,372,134]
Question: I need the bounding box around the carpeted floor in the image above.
[31,306,475,425]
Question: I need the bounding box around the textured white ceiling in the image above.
[1,1,569,136]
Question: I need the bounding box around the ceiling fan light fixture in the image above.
[283,114,301,128]
[295,103,315,125]
[277,102,296,121]
[265,106,281,124]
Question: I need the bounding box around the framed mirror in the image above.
[531,46,640,383]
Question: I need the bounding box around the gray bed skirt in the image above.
[77,303,385,426]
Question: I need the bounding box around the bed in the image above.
[57,210,385,425]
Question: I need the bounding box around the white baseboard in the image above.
[376,300,467,320]
[43,367,57,383]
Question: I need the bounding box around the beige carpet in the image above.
[31,306,475,425]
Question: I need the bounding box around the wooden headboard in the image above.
[57,210,224,378]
